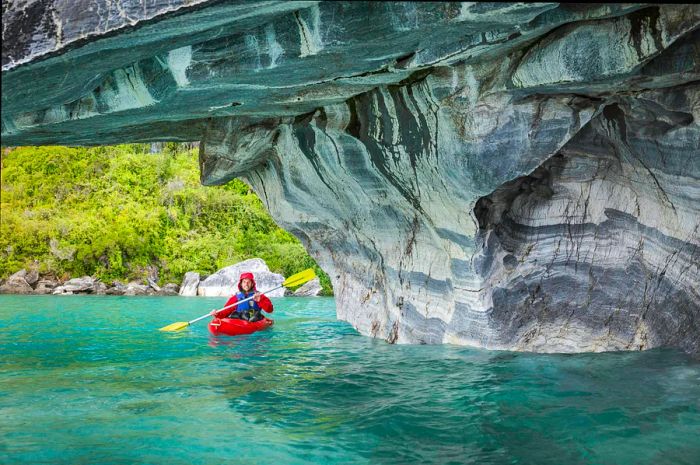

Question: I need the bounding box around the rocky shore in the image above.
[0,258,322,297]
[0,269,181,296]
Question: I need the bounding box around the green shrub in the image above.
[0,145,333,294]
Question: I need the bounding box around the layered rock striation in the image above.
[3,2,699,352]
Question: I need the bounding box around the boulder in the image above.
[94,281,108,295]
[293,277,322,297]
[25,269,40,286]
[53,276,96,294]
[106,282,127,295]
[0,276,34,294]
[179,272,200,296]
[124,281,149,296]
[147,277,161,292]
[197,258,285,297]
[160,283,180,296]
[34,279,58,295]
[8,270,27,279]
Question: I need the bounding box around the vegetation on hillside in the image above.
[0,144,332,294]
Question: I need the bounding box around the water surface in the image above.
[1,295,699,464]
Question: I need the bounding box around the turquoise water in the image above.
[1,295,699,465]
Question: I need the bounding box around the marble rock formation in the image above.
[179,272,201,297]
[2,2,699,352]
[197,258,285,297]
[293,277,323,297]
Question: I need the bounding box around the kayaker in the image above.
[211,272,273,322]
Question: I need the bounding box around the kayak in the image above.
[208,317,274,336]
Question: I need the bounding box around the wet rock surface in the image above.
[2,2,699,352]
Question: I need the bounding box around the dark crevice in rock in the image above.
[345,98,362,139]
[396,68,433,88]
[628,7,663,59]
[474,155,558,236]
[293,122,338,198]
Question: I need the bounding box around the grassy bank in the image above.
[0,144,332,294]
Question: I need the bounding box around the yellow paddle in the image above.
[159,268,316,332]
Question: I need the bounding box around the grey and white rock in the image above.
[106,282,127,296]
[0,276,34,294]
[2,2,699,353]
[160,283,180,296]
[293,277,322,297]
[7,269,28,280]
[34,279,57,295]
[197,258,285,297]
[179,272,200,297]
[53,276,97,294]
[147,278,161,292]
[24,269,40,286]
[123,281,149,296]
[94,281,108,295]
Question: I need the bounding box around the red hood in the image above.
[238,272,257,292]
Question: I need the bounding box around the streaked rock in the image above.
[197,258,285,297]
[147,278,161,292]
[179,272,200,296]
[293,277,322,297]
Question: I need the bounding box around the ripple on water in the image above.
[1,295,699,465]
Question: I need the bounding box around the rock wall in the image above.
[2,2,699,352]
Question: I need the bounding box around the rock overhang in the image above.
[2,2,699,353]
[2,2,652,146]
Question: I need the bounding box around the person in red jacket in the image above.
[211,272,273,322]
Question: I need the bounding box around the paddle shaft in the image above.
[187,283,285,325]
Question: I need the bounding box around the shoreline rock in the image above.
[0,270,34,294]
[292,277,322,297]
[179,272,200,296]
[0,269,183,297]
[197,258,285,297]
[0,261,312,298]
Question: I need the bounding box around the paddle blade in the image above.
[159,321,190,332]
[282,268,316,288]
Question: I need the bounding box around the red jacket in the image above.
[213,293,273,319]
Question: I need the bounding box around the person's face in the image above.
[241,278,254,292]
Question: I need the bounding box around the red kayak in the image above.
[208,317,274,336]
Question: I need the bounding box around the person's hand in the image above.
[210,309,218,317]
[253,292,261,302]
